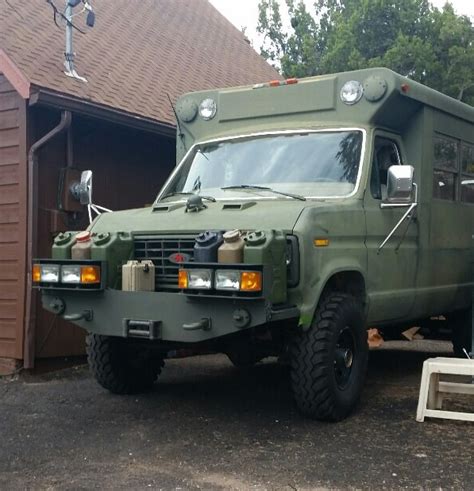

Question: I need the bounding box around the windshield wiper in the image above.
[158,191,216,202]
[221,185,306,201]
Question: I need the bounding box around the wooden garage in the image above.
[0,0,279,370]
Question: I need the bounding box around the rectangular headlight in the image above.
[40,264,60,283]
[215,270,240,291]
[32,260,103,289]
[215,270,262,292]
[61,265,81,284]
[179,269,212,289]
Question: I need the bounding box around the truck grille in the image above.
[134,235,195,291]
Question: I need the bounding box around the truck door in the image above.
[364,133,419,323]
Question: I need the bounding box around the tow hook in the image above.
[64,310,93,322]
[47,297,92,321]
[183,318,212,331]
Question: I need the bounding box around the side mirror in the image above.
[69,170,112,224]
[385,165,415,204]
[70,170,93,205]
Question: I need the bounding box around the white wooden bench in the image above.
[416,357,474,422]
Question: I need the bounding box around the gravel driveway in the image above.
[1,341,473,490]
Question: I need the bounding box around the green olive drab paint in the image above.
[36,68,474,420]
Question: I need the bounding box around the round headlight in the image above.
[199,98,217,120]
[340,81,364,105]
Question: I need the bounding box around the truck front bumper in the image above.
[42,290,298,343]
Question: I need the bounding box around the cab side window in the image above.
[370,137,401,200]
[433,136,458,200]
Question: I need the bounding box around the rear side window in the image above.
[461,144,474,203]
[433,136,458,200]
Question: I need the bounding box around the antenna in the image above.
[167,93,187,151]
[46,0,95,83]
[64,0,95,82]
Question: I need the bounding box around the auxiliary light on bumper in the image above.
[178,268,262,292]
[33,260,102,289]
[178,269,212,290]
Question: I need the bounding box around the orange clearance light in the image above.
[286,78,298,84]
[33,264,41,283]
[240,271,262,292]
[269,80,281,87]
[314,238,330,247]
[178,269,188,289]
[80,265,101,284]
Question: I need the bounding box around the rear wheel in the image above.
[290,293,368,421]
[86,334,164,394]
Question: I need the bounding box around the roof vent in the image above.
[153,203,186,213]
[222,202,257,211]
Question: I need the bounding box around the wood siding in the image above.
[0,73,26,360]
[32,107,175,358]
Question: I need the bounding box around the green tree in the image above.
[257,0,474,105]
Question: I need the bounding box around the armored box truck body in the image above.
[36,68,474,421]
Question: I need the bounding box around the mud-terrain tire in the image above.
[86,334,164,394]
[449,307,472,358]
[290,293,368,421]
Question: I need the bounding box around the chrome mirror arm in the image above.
[87,203,112,225]
[378,184,418,253]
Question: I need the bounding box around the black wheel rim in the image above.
[334,326,355,390]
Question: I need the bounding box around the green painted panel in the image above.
[218,78,336,121]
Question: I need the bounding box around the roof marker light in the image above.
[253,78,299,90]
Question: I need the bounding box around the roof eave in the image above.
[0,48,30,98]
[29,87,176,138]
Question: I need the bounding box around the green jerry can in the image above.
[91,232,133,289]
[52,232,78,260]
[243,230,287,304]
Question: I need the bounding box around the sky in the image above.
[210,0,474,50]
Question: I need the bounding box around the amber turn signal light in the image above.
[80,266,101,284]
[314,238,330,247]
[178,269,188,289]
[240,271,262,292]
[32,264,41,283]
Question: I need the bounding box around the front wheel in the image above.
[86,334,164,394]
[290,293,368,421]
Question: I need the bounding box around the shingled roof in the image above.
[0,0,279,129]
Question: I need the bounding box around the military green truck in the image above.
[34,68,474,421]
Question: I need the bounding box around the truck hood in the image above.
[90,200,308,234]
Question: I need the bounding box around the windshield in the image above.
[160,130,364,200]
